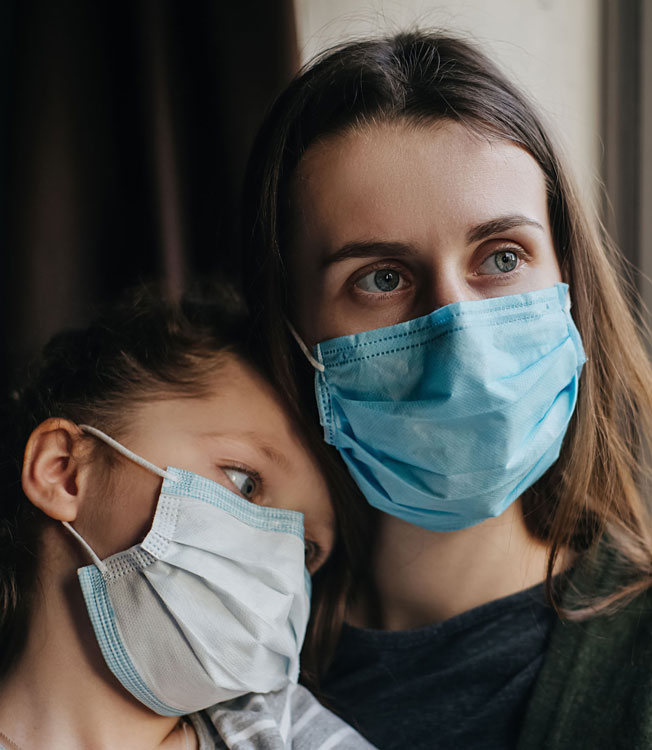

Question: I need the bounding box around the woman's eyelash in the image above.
[484,243,528,259]
[350,262,412,296]
[352,261,406,280]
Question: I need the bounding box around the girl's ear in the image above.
[22,418,88,522]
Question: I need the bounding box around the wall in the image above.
[294,0,601,203]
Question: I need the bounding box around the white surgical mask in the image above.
[63,425,311,716]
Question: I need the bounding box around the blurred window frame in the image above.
[602,0,652,313]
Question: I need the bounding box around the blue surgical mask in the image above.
[63,426,311,716]
[295,283,585,532]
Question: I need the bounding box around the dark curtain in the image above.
[1,0,298,393]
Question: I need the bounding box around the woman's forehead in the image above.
[291,120,549,253]
[296,118,527,172]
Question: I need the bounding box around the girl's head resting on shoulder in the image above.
[0,281,334,693]
[243,30,652,612]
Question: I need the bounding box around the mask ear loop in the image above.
[61,425,179,575]
[62,521,108,574]
[286,320,325,373]
[79,425,179,481]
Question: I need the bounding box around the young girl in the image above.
[0,284,376,749]
[242,31,652,749]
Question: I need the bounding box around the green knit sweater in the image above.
[517,547,652,749]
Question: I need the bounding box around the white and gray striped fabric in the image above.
[188,683,377,749]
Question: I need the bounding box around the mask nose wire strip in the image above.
[79,424,179,481]
[286,320,325,373]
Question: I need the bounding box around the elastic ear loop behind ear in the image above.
[62,424,180,575]
[79,425,178,481]
[62,521,108,574]
[286,320,325,373]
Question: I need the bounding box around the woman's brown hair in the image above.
[241,30,652,640]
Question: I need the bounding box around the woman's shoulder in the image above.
[190,683,377,749]
[518,544,652,749]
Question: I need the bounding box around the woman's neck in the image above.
[0,527,194,750]
[353,500,566,631]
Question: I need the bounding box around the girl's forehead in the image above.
[126,355,319,484]
[154,356,292,431]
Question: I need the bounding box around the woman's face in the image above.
[288,120,562,344]
[80,355,334,574]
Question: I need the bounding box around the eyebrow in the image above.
[321,215,545,268]
[200,431,293,473]
[321,241,414,268]
[466,215,545,244]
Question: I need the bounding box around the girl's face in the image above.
[288,120,562,344]
[81,355,334,574]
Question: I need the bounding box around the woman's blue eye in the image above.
[495,251,518,272]
[223,468,258,499]
[356,268,403,293]
[478,249,519,275]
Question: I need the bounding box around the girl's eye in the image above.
[223,468,258,500]
[355,267,406,293]
[477,249,520,275]
[304,540,323,571]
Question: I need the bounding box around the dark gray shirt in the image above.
[322,583,555,750]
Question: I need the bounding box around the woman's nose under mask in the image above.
[294,283,586,532]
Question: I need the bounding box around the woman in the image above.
[242,32,652,749]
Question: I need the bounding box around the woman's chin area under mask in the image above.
[75,353,335,575]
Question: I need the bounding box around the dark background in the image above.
[1,1,649,395]
[1,0,298,394]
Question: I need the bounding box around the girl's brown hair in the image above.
[241,31,652,642]
[0,282,348,685]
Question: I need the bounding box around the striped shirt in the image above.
[189,683,377,749]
